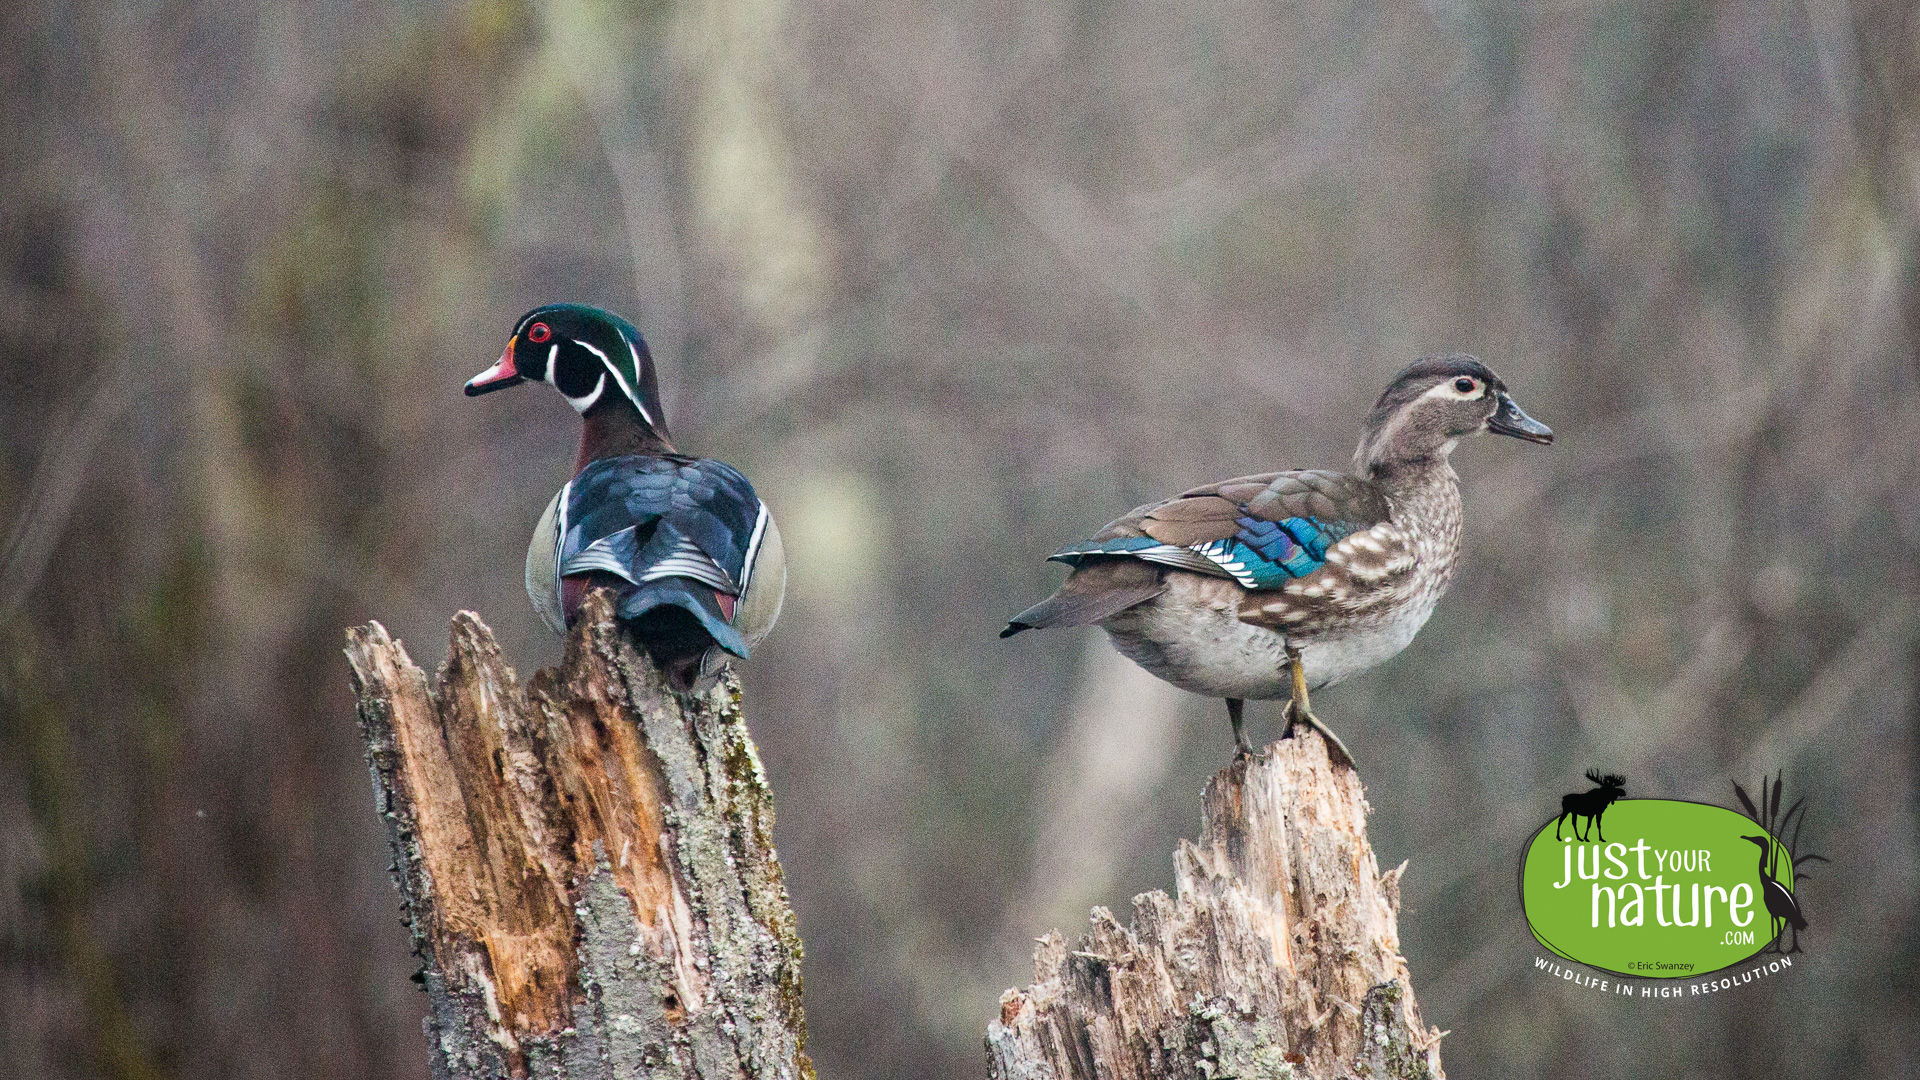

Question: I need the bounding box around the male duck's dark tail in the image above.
[619,578,744,692]
[1001,559,1165,637]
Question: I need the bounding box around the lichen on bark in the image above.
[344,589,811,1080]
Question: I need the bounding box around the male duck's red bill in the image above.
[465,336,524,395]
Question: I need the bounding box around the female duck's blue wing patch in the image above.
[1051,470,1390,591]
[1189,514,1364,588]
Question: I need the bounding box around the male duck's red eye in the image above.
[1454,377,1476,394]
[528,322,552,343]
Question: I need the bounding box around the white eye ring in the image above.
[1424,376,1483,400]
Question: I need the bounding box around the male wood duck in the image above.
[1001,355,1552,767]
[467,303,784,691]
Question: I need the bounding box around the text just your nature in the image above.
[1553,837,1756,933]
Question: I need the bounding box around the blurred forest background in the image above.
[3,0,1918,1077]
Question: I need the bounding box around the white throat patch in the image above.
[1424,377,1485,401]
[565,371,607,413]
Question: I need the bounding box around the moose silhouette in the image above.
[1555,769,1626,842]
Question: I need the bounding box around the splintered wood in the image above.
[344,590,810,1080]
[987,732,1444,1080]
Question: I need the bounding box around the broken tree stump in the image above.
[986,731,1444,1079]
[343,589,810,1080]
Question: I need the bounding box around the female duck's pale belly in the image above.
[1100,569,1440,700]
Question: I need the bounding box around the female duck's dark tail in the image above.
[1001,558,1165,637]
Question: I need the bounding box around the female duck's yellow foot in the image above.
[1280,644,1356,769]
[1283,699,1357,771]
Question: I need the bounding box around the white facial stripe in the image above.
[565,371,607,413]
[611,327,658,430]
[1356,377,1478,466]
[574,338,609,367]
[570,340,609,409]
[542,343,560,383]
[571,333,660,429]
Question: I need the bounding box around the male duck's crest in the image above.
[467,303,668,436]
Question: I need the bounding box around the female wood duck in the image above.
[1002,355,1553,767]
[466,303,784,692]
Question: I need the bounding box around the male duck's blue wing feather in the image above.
[558,455,764,592]
[1049,470,1391,590]
[548,454,773,658]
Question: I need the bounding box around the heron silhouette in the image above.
[1732,773,1827,955]
[1741,834,1806,953]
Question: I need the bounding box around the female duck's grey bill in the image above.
[1488,393,1554,444]
[465,339,526,396]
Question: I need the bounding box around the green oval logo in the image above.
[1521,799,1793,978]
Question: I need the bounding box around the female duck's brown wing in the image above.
[1001,470,1402,635]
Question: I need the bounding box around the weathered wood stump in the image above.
[987,732,1443,1079]
[344,590,810,1080]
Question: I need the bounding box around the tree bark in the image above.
[986,732,1444,1080]
[343,589,811,1080]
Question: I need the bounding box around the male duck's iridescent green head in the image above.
[467,303,668,436]
[1352,354,1552,476]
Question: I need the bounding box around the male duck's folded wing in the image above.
[558,455,770,594]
